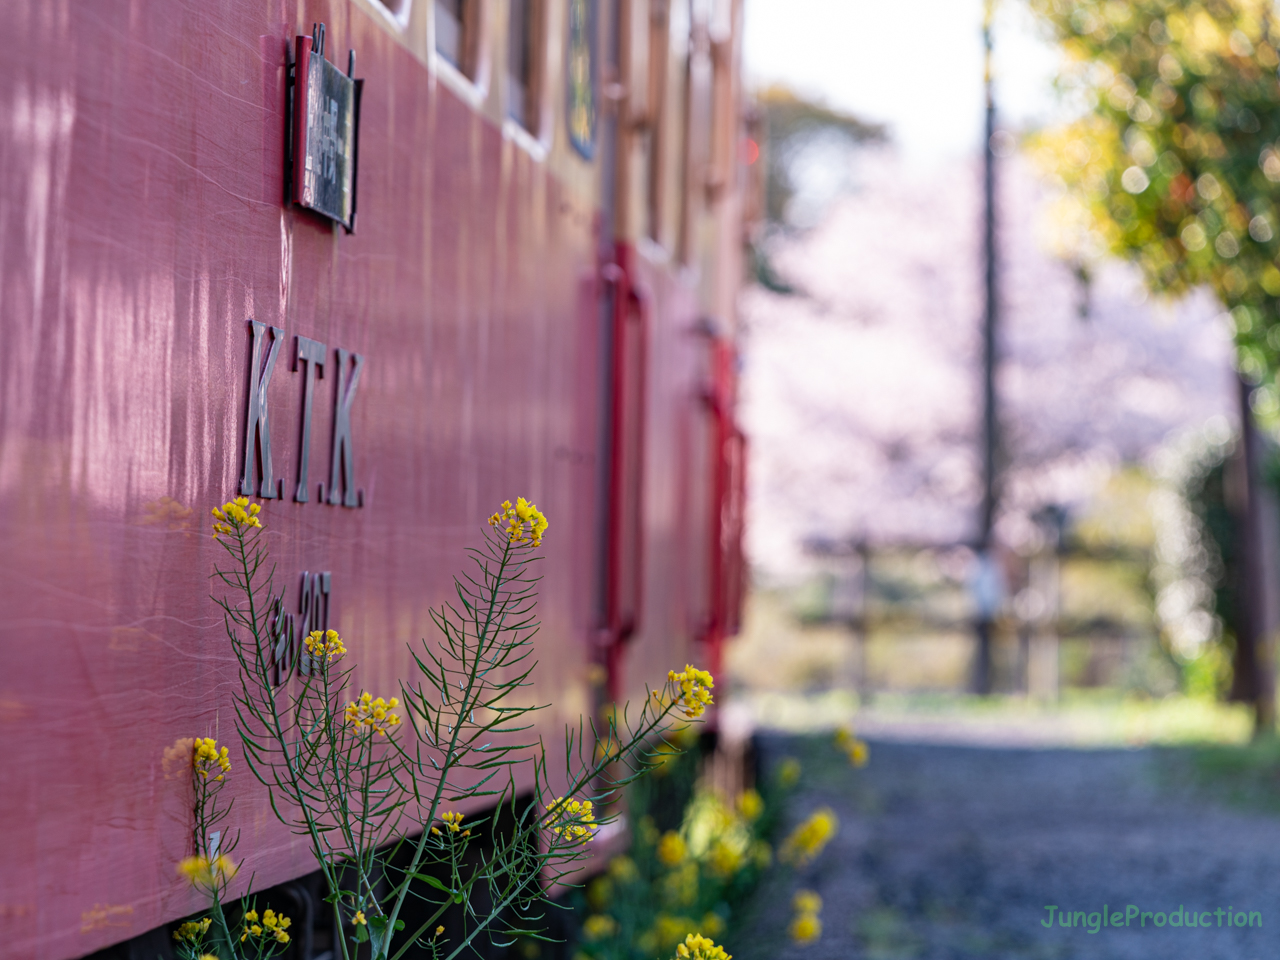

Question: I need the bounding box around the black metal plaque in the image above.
[292,25,361,230]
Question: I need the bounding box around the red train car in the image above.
[0,1,748,957]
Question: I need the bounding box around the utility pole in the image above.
[1230,377,1278,736]
[973,0,1001,695]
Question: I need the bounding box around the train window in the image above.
[507,0,544,131]
[708,33,732,196]
[436,0,480,77]
[565,0,596,157]
[373,0,413,28]
[646,0,671,242]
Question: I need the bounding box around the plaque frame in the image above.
[289,23,363,232]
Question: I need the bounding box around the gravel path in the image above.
[728,736,1280,960]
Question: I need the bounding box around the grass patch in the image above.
[1157,737,1280,814]
[742,689,1254,747]
[858,906,924,960]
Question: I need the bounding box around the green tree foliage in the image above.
[1031,0,1280,414]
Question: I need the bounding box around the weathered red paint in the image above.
[704,336,747,681]
[0,2,745,958]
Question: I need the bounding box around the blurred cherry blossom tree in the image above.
[740,147,1237,584]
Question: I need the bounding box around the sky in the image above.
[742,0,1068,166]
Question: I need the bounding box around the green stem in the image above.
[230,527,354,960]
[380,535,519,954]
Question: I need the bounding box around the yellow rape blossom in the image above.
[548,796,597,841]
[353,911,367,926]
[834,727,869,768]
[211,497,261,539]
[261,908,291,943]
[847,738,869,767]
[344,692,402,736]
[304,629,347,663]
[192,737,231,780]
[439,810,465,833]
[674,933,731,960]
[177,854,237,887]
[790,890,823,944]
[707,839,742,878]
[608,855,639,883]
[789,910,821,944]
[241,907,291,944]
[660,665,714,719]
[792,890,822,915]
[173,917,212,943]
[488,497,549,546]
[582,914,619,941]
[736,789,763,822]
[780,808,838,867]
[656,831,687,866]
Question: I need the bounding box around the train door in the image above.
[594,0,666,702]
[603,270,647,663]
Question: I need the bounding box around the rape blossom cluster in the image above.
[177,854,238,887]
[172,917,212,944]
[582,914,620,940]
[706,838,744,879]
[668,666,715,719]
[211,497,261,539]
[194,495,722,960]
[789,890,822,944]
[780,807,838,867]
[344,692,401,736]
[548,796,597,841]
[657,830,687,866]
[241,907,291,945]
[193,737,231,781]
[580,775,778,960]
[488,497,549,546]
[736,789,764,822]
[674,933,731,960]
[834,727,869,768]
[304,628,347,663]
[432,810,470,837]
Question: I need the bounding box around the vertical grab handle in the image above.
[601,260,649,700]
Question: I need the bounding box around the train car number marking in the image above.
[240,321,284,499]
[239,320,364,508]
